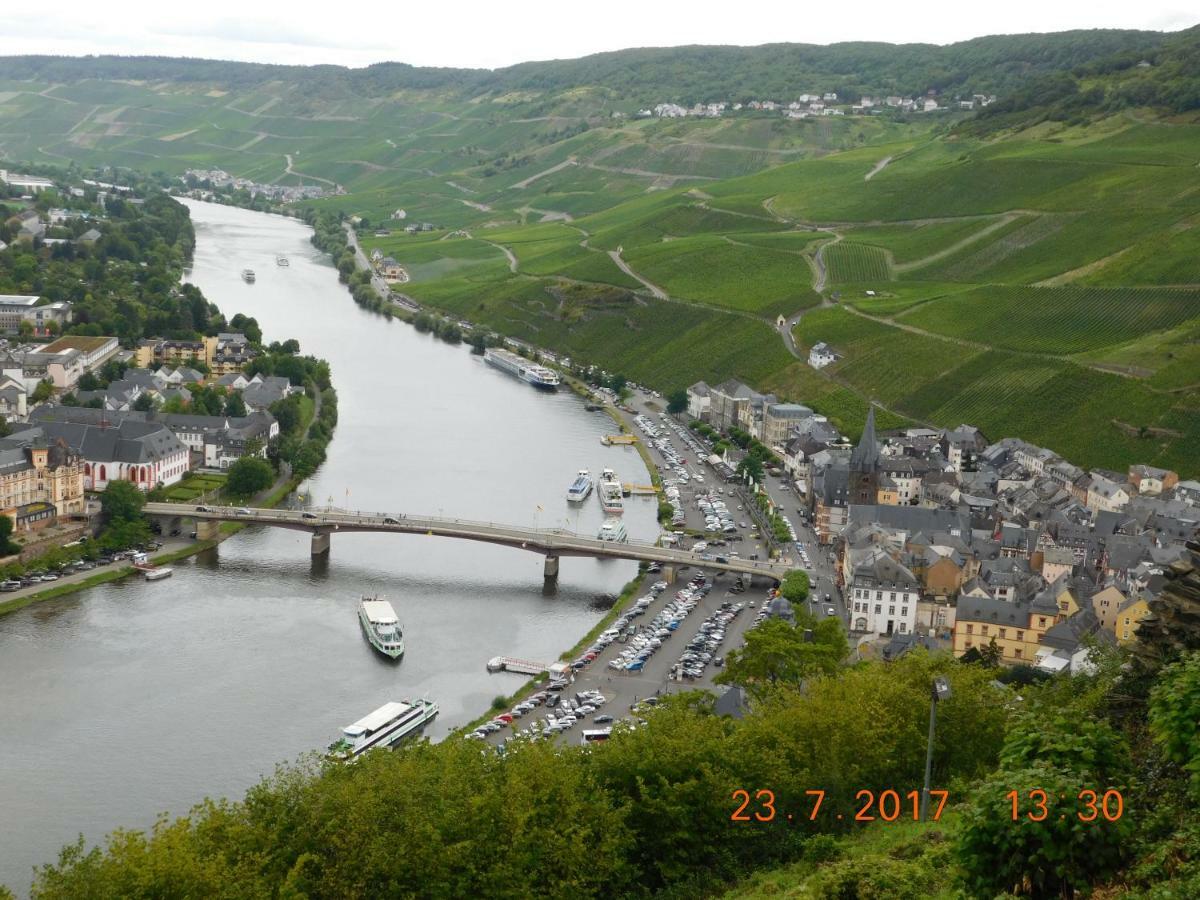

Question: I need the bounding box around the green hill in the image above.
[4,28,1200,474]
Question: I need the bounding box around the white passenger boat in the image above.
[597,517,628,542]
[358,596,404,659]
[326,698,439,760]
[483,347,560,390]
[597,468,624,515]
[566,469,593,502]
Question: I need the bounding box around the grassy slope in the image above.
[8,68,1199,473]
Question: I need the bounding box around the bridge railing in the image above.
[148,502,792,572]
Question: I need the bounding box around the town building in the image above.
[0,435,86,527]
[848,548,921,637]
[686,381,711,420]
[0,295,72,335]
[762,403,813,448]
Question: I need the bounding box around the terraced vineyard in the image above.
[823,242,892,284]
[899,285,1200,354]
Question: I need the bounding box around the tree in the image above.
[101,480,146,523]
[779,569,810,603]
[77,372,101,392]
[224,457,274,498]
[737,454,764,483]
[716,615,847,696]
[17,320,32,338]
[31,379,54,405]
[132,393,157,412]
[1149,651,1200,798]
[957,714,1134,897]
[224,392,247,418]
[0,514,19,556]
[666,389,688,415]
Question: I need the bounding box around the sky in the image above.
[1,1,1196,70]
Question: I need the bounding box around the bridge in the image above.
[143,502,793,583]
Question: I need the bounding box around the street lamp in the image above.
[920,676,952,822]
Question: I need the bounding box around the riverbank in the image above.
[0,468,298,620]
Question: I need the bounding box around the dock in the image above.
[487,656,551,676]
[601,434,637,446]
[622,483,659,495]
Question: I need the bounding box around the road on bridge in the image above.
[143,503,794,582]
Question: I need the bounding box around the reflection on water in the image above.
[0,201,656,894]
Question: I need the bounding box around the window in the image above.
[888,606,895,616]
[874,605,881,614]
[1017,631,1024,641]
[1000,628,1007,640]
[966,624,974,635]
[901,607,908,617]
[1122,631,1129,640]
[981,625,989,636]
[1038,617,1047,627]
[1013,648,1022,659]
[890,592,896,602]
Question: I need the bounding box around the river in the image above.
[0,201,656,894]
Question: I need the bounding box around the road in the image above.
[614,390,847,625]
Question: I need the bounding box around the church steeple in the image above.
[848,404,880,505]
[850,404,880,473]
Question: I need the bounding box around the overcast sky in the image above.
[2,2,1196,69]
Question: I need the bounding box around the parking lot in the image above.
[468,389,847,750]
[473,564,776,749]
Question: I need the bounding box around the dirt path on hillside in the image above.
[483,241,519,273]
[893,213,1022,273]
[864,156,892,181]
[608,250,669,299]
[512,157,577,190]
[283,153,339,187]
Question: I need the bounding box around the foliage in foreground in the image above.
[27,654,1008,898]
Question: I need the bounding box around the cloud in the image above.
[151,19,394,52]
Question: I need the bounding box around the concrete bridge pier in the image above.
[311,529,332,557]
[662,565,676,584]
[543,554,559,581]
[195,519,220,541]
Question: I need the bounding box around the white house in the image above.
[686,381,712,420]
[808,341,839,370]
[848,549,922,638]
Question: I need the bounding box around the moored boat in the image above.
[326,698,439,760]
[358,596,404,659]
[483,347,559,390]
[241,268,256,283]
[597,517,628,542]
[276,254,289,266]
[597,468,624,515]
[566,469,593,502]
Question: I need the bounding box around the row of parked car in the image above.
[0,543,164,591]
[468,687,612,742]
[671,601,743,681]
[608,575,710,673]
[697,492,743,536]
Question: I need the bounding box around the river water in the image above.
[0,201,655,893]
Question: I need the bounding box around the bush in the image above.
[1149,651,1200,798]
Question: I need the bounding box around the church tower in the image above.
[848,404,880,505]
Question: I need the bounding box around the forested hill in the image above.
[962,24,1200,131]
[0,28,1169,104]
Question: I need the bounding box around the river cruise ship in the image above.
[597,468,624,515]
[327,699,439,761]
[483,347,560,390]
[596,517,628,542]
[358,596,404,659]
[566,469,593,502]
